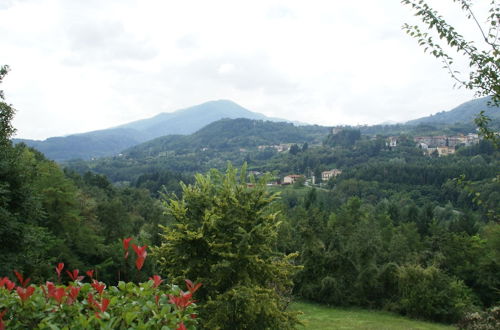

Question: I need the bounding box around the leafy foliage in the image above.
[0,65,15,147]
[154,165,301,329]
[0,274,199,329]
[396,264,475,323]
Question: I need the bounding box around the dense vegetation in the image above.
[62,116,499,327]
[2,63,500,328]
[154,166,301,329]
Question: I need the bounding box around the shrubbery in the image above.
[458,306,500,330]
[0,240,201,329]
[395,264,475,323]
[0,276,199,329]
[154,165,301,329]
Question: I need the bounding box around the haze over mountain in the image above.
[14,100,290,161]
[406,96,500,126]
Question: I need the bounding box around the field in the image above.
[291,301,456,330]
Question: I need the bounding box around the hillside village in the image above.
[386,133,481,156]
[242,128,488,187]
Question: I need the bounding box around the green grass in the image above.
[290,301,456,330]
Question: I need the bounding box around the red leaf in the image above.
[5,280,15,291]
[0,277,12,290]
[185,279,202,294]
[100,298,110,312]
[91,280,106,294]
[168,291,193,311]
[46,281,56,297]
[176,322,187,330]
[86,270,94,279]
[87,293,95,306]
[51,287,66,304]
[132,244,148,270]
[16,286,35,302]
[13,271,30,287]
[135,256,145,271]
[55,263,64,277]
[66,269,84,282]
[67,285,80,300]
[123,237,133,259]
[0,309,6,330]
[13,271,23,284]
[132,244,148,258]
[149,275,164,288]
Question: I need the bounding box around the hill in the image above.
[406,96,500,126]
[13,100,289,161]
[67,118,329,182]
[125,118,327,158]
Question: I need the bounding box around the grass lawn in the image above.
[290,301,456,330]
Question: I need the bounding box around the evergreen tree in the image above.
[154,165,300,329]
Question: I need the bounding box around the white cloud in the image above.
[0,0,489,139]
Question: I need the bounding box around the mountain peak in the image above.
[15,100,288,161]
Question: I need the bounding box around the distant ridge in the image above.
[116,100,274,138]
[13,100,291,161]
[406,96,500,126]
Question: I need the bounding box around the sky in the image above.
[0,0,492,140]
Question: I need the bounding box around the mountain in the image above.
[13,100,290,161]
[406,96,500,126]
[125,118,328,159]
[66,118,329,181]
[116,99,277,138]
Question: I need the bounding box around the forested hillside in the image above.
[13,100,288,161]
[3,65,499,328]
[64,118,329,182]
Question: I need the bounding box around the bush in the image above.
[395,264,475,323]
[458,306,500,330]
[154,165,301,329]
[0,275,200,329]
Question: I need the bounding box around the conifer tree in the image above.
[154,164,300,329]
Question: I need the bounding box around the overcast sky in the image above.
[0,0,491,140]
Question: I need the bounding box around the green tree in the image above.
[402,0,500,144]
[396,264,475,323]
[0,65,16,146]
[289,143,300,155]
[154,165,300,329]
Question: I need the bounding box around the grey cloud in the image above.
[178,55,299,95]
[62,20,157,65]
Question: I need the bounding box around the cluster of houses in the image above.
[386,133,480,156]
[282,169,343,185]
[257,144,292,152]
[247,169,343,188]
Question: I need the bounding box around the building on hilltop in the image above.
[386,136,398,147]
[321,169,342,182]
[283,174,304,185]
[436,146,456,156]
